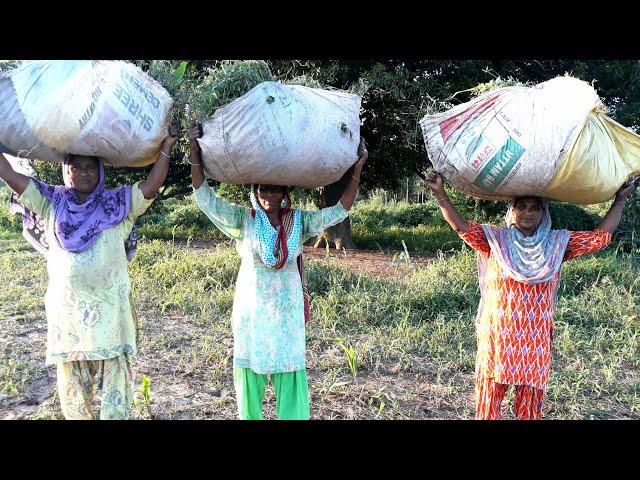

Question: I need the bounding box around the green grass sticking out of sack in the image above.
[184,60,275,124]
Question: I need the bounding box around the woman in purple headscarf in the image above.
[0,124,179,420]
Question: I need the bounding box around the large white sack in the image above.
[198,81,361,188]
[419,76,601,200]
[0,76,65,162]
[0,60,172,167]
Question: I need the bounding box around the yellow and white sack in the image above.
[419,76,640,204]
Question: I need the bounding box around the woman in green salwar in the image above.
[188,123,368,419]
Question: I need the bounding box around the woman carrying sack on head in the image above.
[0,124,180,420]
[426,171,638,420]
[188,123,368,420]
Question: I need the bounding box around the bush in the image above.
[167,202,211,229]
[549,202,600,231]
[351,203,438,229]
[135,195,226,241]
[352,223,460,253]
[445,188,506,224]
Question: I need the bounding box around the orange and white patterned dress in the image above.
[460,222,612,390]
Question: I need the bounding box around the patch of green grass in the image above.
[0,247,46,317]
[130,240,240,318]
[352,223,459,253]
[0,358,41,396]
[137,225,224,242]
[0,186,22,234]
[136,195,226,241]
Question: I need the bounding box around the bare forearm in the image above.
[598,196,626,234]
[0,153,29,195]
[190,142,204,189]
[436,191,469,233]
[339,165,362,211]
[139,151,170,199]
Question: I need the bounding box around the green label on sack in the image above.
[473,137,524,192]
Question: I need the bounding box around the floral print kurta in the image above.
[194,183,349,374]
[19,180,154,365]
[460,222,612,390]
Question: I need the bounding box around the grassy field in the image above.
[0,187,638,419]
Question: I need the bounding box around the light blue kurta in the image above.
[194,183,349,374]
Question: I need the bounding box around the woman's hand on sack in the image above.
[188,123,203,144]
[615,175,639,200]
[354,137,368,171]
[426,170,467,232]
[426,171,445,194]
[598,174,639,233]
[188,123,205,188]
[339,138,369,210]
[141,123,179,199]
[162,123,181,151]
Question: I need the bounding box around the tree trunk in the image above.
[312,169,357,250]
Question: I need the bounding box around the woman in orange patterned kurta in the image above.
[426,172,638,420]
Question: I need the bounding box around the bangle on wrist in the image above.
[159,149,171,159]
[352,175,360,181]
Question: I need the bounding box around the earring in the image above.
[280,198,287,208]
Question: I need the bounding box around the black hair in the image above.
[255,184,290,194]
[65,153,100,165]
